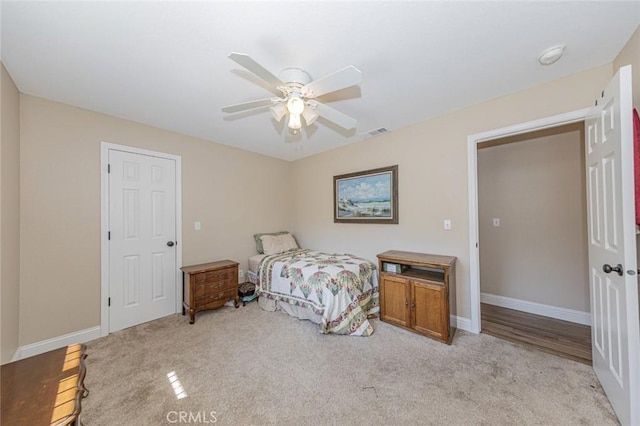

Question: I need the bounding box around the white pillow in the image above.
[261,233,299,255]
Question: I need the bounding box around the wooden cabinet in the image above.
[377,250,456,344]
[181,260,240,324]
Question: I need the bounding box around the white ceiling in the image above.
[2,1,638,161]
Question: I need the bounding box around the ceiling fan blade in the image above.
[228,52,283,88]
[221,98,274,113]
[310,101,357,130]
[302,65,362,98]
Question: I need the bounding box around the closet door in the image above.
[109,149,177,332]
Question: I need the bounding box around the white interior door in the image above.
[585,65,639,426]
[108,149,177,332]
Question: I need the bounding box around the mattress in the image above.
[248,254,267,274]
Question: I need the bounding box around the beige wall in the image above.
[477,124,588,311]
[291,64,612,320]
[613,25,640,108]
[19,95,292,345]
[1,63,21,363]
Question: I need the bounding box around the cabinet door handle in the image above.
[411,302,415,309]
[405,299,408,306]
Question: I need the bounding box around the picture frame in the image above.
[333,165,398,224]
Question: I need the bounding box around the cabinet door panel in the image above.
[380,275,409,328]
[411,281,446,339]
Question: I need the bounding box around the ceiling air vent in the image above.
[361,127,388,139]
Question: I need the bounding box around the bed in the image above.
[248,246,379,336]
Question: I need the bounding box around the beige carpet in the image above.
[83,302,618,425]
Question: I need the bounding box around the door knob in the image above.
[603,263,623,276]
[167,241,175,247]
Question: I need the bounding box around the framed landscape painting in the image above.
[333,165,398,224]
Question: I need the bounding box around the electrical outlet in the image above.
[238,269,245,283]
[444,219,452,230]
[492,218,500,227]
[194,221,201,231]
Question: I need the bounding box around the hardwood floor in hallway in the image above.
[481,303,592,365]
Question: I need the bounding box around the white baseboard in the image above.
[11,347,22,362]
[17,326,101,360]
[451,315,473,333]
[481,293,591,326]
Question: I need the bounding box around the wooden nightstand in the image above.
[181,260,240,324]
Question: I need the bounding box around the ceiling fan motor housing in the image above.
[278,68,312,86]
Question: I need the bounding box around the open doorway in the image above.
[475,122,591,363]
[477,122,591,364]
[468,67,638,425]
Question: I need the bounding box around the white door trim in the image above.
[467,108,590,333]
[100,142,182,337]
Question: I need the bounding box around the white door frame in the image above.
[467,108,590,333]
[100,142,183,337]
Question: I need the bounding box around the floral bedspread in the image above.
[256,249,379,336]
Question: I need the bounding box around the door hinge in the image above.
[108,231,111,240]
[108,297,111,306]
[107,164,111,173]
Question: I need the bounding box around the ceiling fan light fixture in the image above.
[288,113,302,130]
[286,96,305,115]
[270,102,287,122]
[302,107,318,126]
[286,95,305,129]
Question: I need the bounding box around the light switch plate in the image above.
[444,219,452,230]
[194,221,201,231]
[492,218,500,227]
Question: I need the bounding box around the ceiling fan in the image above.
[221,53,362,133]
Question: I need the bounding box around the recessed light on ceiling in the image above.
[538,45,565,66]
